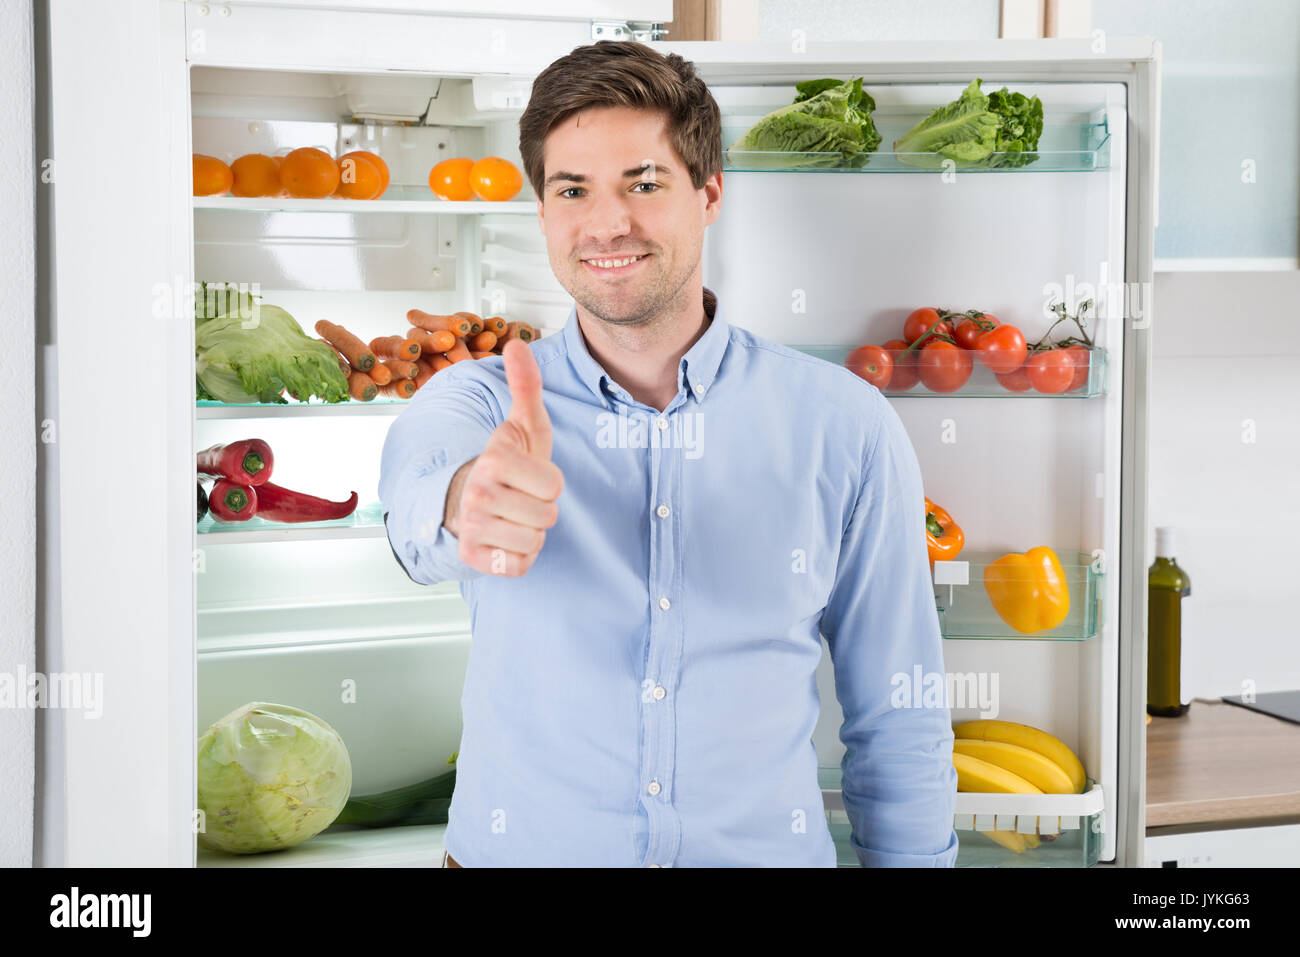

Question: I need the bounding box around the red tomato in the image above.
[996,366,1032,392]
[918,340,973,392]
[903,307,953,346]
[954,313,999,350]
[1024,349,1075,394]
[882,338,918,391]
[975,323,1028,375]
[1062,344,1091,392]
[846,344,893,389]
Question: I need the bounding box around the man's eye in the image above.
[632,182,659,192]
[559,187,584,199]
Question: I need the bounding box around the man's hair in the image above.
[518,40,722,200]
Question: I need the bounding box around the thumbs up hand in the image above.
[445,339,565,577]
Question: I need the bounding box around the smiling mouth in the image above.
[582,253,649,271]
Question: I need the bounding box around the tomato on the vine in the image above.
[1062,344,1091,392]
[1024,348,1075,393]
[975,324,1028,375]
[846,344,893,389]
[903,307,953,346]
[953,313,999,350]
[996,366,1032,392]
[918,340,973,392]
[883,338,918,391]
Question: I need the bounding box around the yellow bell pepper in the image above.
[983,546,1070,634]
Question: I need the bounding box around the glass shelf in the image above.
[196,500,385,544]
[197,398,409,418]
[723,114,1110,174]
[820,767,1104,867]
[932,549,1102,641]
[794,345,1107,397]
[193,186,536,215]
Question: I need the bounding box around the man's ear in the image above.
[536,197,545,232]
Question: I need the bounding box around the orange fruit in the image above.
[334,152,383,199]
[279,147,340,198]
[192,154,233,196]
[230,154,280,197]
[470,157,523,201]
[341,150,389,196]
[429,158,474,201]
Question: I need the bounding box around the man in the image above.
[379,40,958,867]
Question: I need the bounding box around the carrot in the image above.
[503,321,535,344]
[368,362,394,386]
[407,309,471,337]
[481,315,507,336]
[370,335,421,361]
[407,327,456,355]
[444,337,472,363]
[383,358,420,379]
[347,371,377,401]
[378,378,417,399]
[318,337,351,375]
[470,350,494,359]
[470,331,497,352]
[432,355,452,372]
[316,320,375,372]
[412,358,436,389]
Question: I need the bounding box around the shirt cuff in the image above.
[851,828,960,868]
[383,449,485,585]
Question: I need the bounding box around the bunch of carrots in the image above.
[310,311,539,402]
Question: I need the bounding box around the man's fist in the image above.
[445,339,564,576]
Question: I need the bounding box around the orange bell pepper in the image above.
[925,497,964,565]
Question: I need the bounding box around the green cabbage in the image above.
[892,78,1043,169]
[195,287,350,404]
[196,702,353,855]
[727,76,881,169]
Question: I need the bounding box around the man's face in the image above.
[537,105,720,326]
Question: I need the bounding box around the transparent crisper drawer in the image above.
[933,550,1102,641]
[821,768,1105,867]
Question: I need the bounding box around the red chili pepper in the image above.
[197,439,274,486]
[253,482,359,523]
[208,479,258,522]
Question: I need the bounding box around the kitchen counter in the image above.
[1146,697,1300,830]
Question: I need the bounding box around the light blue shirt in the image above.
[379,288,958,867]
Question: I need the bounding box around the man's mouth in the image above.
[582,253,649,273]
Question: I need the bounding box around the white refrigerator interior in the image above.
[43,0,1156,867]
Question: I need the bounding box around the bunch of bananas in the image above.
[951,720,1086,854]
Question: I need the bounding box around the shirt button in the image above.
[694,383,704,393]
[657,504,670,518]
[648,863,661,868]
[652,685,666,700]
[658,597,670,611]
[647,780,661,796]
[657,417,669,431]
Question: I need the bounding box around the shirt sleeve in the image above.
[378,367,501,585]
[820,389,959,868]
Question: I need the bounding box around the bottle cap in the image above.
[1155,526,1175,558]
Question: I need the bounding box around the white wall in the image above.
[1148,270,1300,700]
[0,0,36,867]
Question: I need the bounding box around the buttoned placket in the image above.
[605,373,698,868]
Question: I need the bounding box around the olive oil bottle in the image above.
[1147,527,1191,717]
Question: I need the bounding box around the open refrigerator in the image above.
[40,0,1158,867]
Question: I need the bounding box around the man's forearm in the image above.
[443,456,477,538]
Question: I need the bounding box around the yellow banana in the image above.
[953,720,1086,793]
[953,739,1075,794]
[980,829,1028,853]
[953,752,1042,793]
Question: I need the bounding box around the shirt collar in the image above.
[562,286,728,407]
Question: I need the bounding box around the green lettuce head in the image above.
[727,76,881,169]
[197,702,353,854]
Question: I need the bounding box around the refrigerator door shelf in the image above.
[801,346,1108,399]
[193,193,536,215]
[934,550,1102,642]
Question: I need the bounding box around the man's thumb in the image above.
[502,338,552,460]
